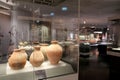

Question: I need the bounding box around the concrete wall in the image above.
[0,14,11,55]
[0,10,30,56]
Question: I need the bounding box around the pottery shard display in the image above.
[8,49,27,70]
[30,46,44,67]
[46,40,63,65]
[40,43,48,60]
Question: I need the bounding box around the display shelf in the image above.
[0,60,74,80]
[107,51,120,57]
[7,60,74,75]
[99,42,112,45]
[112,47,120,51]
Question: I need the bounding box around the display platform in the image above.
[112,47,120,51]
[107,51,120,57]
[7,60,74,75]
[0,61,74,80]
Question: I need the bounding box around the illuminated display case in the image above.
[0,0,79,80]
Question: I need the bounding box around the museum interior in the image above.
[0,0,120,80]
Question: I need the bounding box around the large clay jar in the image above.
[19,48,28,60]
[40,43,48,60]
[30,46,44,67]
[8,49,27,70]
[47,40,63,65]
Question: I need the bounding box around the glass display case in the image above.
[0,0,79,80]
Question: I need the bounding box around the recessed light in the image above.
[94,31,102,34]
[50,12,54,16]
[83,21,86,24]
[62,6,68,11]
[82,26,86,28]
[91,26,95,28]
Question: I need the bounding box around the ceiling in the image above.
[0,0,120,25]
[14,0,78,18]
[80,0,120,25]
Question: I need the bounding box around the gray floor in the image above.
[47,73,78,80]
[79,53,109,80]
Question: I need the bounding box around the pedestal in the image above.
[0,60,75,80]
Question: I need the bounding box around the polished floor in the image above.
[79,49,110,80]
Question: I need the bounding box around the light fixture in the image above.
[83,21,86,24]
[82,26,86,28]
[91,26,96,28]
[94,31,102,34]
[62,6,68,11]
[50,12,54,16]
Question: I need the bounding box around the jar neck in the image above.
[40,43,48,46]
[34,46,40,50]
[51,40,58,44]
[14,49,21,52]
[20,49,25,52]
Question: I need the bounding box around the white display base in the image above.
[6,60,74,75]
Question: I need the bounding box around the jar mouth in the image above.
[34,46,41,50]
[33,41,39,45]
[51,40,58,44]
[14,49,21,52]
[19,47,25,50]
[40,43,49,46]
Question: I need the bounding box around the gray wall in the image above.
[0,14,11,55]
[0,10,30,56]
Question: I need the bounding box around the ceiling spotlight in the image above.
[82,26,86,28]
[94,31,102,34]
[50,12,54,16]
[62,6,68,11]
[91,26,95,28]
[83,21,86,24]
